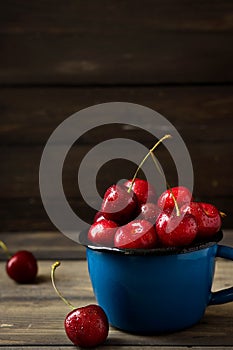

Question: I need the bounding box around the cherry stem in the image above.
[127,134,172,194]
[220,211,227,218]
[0,241,11,259]
[51,261,75,310]
[149,152,180,217]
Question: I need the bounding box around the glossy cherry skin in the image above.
[156,211,198,247]
[93,211,105,222]
[181,202,221,239]
[124,178,157,205]
[65,304,109,348]
[101,184,138,224]
[157,186,193,211]
[88,219,118,246]
[6,250,38,283]
[140,203,161,224]
[114,219,157,249]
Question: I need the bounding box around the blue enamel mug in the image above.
[80,231,233,334]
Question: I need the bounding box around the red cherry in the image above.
[157,186,193,211]
[140,202,161,224]
[65,304,109,348]
[181,202,221,239]
[51,262,109,348]
[101,184,138,224]
[88,219,118,246]
[93,211,105,222]
[124,178,157,205]
[114,219,157,249]
[6,250,38,283]
[156,211,198,247]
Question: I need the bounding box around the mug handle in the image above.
[209,245,233,305]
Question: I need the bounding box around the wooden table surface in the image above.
[0,230,233,350]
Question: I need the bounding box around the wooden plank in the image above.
[0,1,232,84]
[218,230,233,247]
[0,259,233,346]
[1,144,233,198]
[2,33,230,85]
[0,230,232,261]
[0,231,86,260]
[0,86,232,145]
[0,261,93,301]
[1,0,232,33]
[0,198,97,232]
[0,348,230,350]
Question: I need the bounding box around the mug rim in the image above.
[79,230,223,256]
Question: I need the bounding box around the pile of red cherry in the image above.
[88,179,222,249]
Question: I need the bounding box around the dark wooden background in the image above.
[0,0,232,231]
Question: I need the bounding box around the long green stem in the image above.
[127,134,172,193]
[0,241,11,259]
[51,261,75,310]
[149,150,180,217]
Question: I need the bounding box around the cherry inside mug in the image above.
[80,231,233,334]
